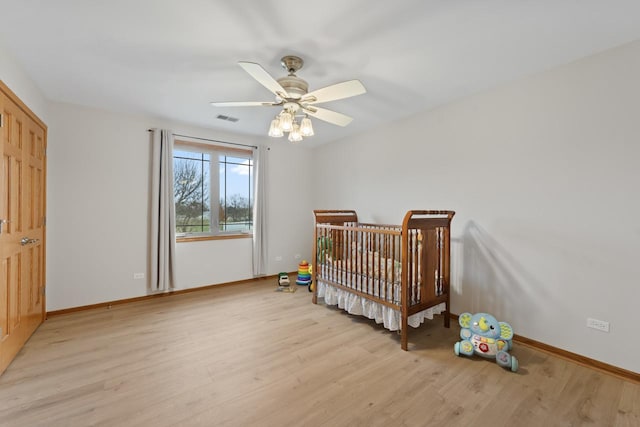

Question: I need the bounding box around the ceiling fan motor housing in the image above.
[277,75,308,99]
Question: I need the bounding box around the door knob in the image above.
[20,237,39,246]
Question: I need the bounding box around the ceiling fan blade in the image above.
[238,61,289,98]
[210,101,278,107]
[302,80,366,105]
[304,106,353,127]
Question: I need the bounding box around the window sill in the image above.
[177,233,253,243]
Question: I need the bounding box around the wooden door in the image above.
[0,82,47,375]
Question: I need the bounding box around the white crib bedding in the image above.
[317,280,446,331]
[319,263,400,303]
[319,262,436,306]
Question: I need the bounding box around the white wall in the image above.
[312,40,640,373]
[46,102,314,311]
[0,38,48,122]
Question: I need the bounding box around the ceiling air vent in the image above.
[216,114,239,123]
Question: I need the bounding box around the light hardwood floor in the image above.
[0,280,638,427]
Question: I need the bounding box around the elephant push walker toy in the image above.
[454,312,518,372]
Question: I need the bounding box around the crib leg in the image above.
[401,313,409,350]
[444,294,451,328]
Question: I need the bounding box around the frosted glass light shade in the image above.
[279,111,293,132]
[300,117,314,136]
[288,123,303,142]
[268,118,283,137]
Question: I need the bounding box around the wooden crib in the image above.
[312,210,455,350]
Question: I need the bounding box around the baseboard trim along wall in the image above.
[513,334,639,384]
[46,285,638,384]
[46,273,287,318]
[449,313,639,384]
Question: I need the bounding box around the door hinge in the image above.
[0,113,3,128]
[42,286,46,296]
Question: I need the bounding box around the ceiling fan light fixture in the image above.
[300,116,314,137]
[268,118,283,137]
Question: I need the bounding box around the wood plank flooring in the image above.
[0,280,638,427]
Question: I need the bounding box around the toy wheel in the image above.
[459,312,472,328]
[454,342,460,356]
[496,351,511,369]
[511,356,519,372]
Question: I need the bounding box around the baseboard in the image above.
[514,334,639,384]
[46,273,287,318]
[449,313,639,384]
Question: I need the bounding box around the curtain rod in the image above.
[147,129,258,149]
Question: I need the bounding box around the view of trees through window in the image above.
[174,148,253,234]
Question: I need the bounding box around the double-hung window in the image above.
[173,140,253,240]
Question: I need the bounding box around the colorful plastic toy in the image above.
[278,272,290,287]
[276,272,296,293]
[454,312,518,372]
[296,260,312,286]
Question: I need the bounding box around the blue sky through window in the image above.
[219,156,253,201]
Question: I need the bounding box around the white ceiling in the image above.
[2,0,640,146]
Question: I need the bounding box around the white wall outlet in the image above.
[294,254,301,260]
[275,256,283,261]
[133,273,145,279]
[586,317,610,332]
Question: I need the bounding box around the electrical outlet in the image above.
[133,273,145,279]
[587,318,610,332]
[275,256,282,261]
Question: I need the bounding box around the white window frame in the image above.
[173,140,253,241]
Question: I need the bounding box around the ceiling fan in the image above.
[210,55,366,141]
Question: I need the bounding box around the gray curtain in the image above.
[150,129,176,290]
[252,145,267,276]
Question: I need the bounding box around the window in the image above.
[173,141,253,238]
